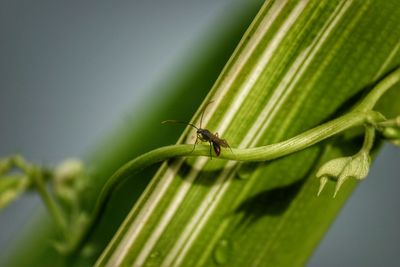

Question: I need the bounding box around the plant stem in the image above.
[7,156,69,238]
[30,167,68,239]
[355,67,400,112]
[361,126,376,153]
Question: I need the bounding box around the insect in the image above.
[162,101,231,159]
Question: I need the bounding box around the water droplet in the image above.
[213,239,232,265]
[149,251,160,259]
[237,171,250,180]
[145,251,162,267]
[81,244,98,258]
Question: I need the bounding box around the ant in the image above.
[162,101,231,159]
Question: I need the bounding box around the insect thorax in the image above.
[197,129,213,142]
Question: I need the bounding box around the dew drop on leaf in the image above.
[213,239,232,265]
[149,251,160,259]
[145,251,161,267]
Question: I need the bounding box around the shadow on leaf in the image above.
[232,144,327,230]
[174,159,236,187]
[234,178,305,228]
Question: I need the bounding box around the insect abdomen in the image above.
[212,142,221,156]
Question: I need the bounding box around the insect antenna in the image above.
[162,120,200,154]
[199,100,214,129]
[162,120,199,130]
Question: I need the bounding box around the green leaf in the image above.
[96,1,400,266]
[316,152,370,197]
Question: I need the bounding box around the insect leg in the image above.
[226,143,233,154]
[209,141,213,160]
[190,136,199,154]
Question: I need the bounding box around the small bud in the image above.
[0,177,29,209]
[54,159,84,184]
[0,157,12,174]
[316,157,352,180]
[316,156,351,195]
[334,153,370,197]
[316,153,370,197]
[381,127,400,147]
[382,127,400,140]
[317,176,328,196]
[390,139,400,146]
[53,159,86,209]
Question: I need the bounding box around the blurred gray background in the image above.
[0,1,399,266]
